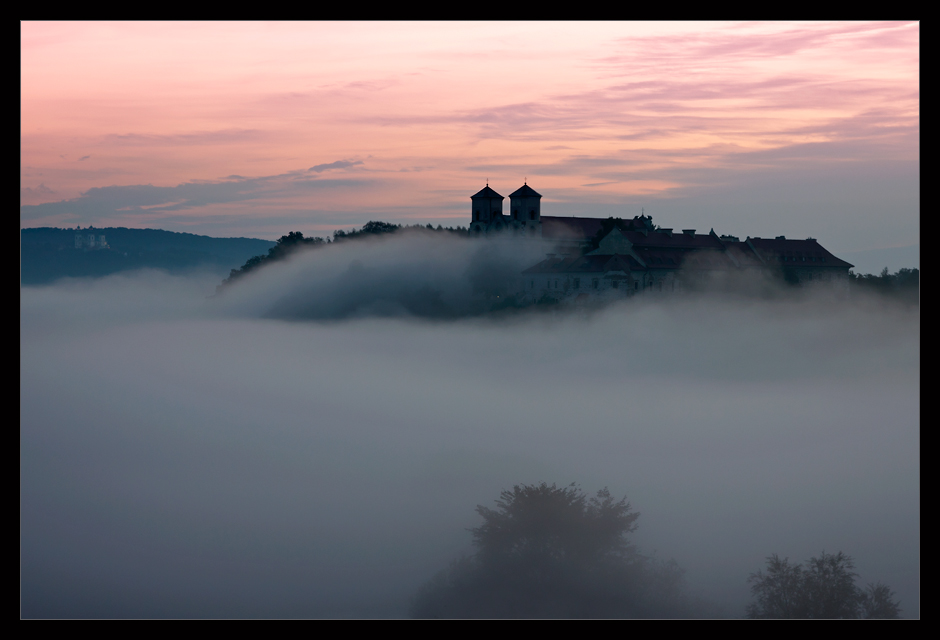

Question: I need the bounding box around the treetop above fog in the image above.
[472,483,640,564]
[747,551,901,619]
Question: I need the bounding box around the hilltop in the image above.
[21,227,276,285]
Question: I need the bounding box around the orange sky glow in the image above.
[21,21,918,255]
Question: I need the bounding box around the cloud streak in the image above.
[309,160,364,173]
[20,168,377,224]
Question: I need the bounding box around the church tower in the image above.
[509,182,542,234]
[470,184,505,234]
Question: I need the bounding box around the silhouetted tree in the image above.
[333,220,401,241]
[220,231,325,288]
[472,483,640,565]
[410,483,700,619]
[860,582,903,619]
[746,551,901,619]
[745,554,805,619]
[848,267,919,304]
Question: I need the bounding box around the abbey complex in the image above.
[469,183,854,302]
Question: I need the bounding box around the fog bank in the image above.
[213,231,552,320]
[21,243,919,617]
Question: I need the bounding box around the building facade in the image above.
[75,232,108,250]
[470,183,854,303]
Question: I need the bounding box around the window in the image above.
[529,211,535,220]
[612,280,619,289]
[592,278,599,289]
[573,278,580,289]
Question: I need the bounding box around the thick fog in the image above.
[21,233,919,618]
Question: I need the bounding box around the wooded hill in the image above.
[20,227,276,285]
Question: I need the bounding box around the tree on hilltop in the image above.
[220,231,325,287]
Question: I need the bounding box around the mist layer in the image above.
[21,242,919,617]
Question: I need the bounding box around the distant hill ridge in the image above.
[21,226,276,285]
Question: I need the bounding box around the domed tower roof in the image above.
[509,184,542,198]
[472,185,504,199]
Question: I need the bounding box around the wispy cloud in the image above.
[309,160,364,173]
[20,169,379,224]
[21,183,56,196]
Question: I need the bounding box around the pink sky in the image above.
[21,21,918,256]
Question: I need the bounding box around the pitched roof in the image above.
[747,237,853,268]
[720,241,765,268]
[675,248,740,269]
[471,185,504,199]
[541,216,605,240]
[622,228,724,249]
[540,216,728,250]
[630,248,685,268]
[509,184,542,198]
